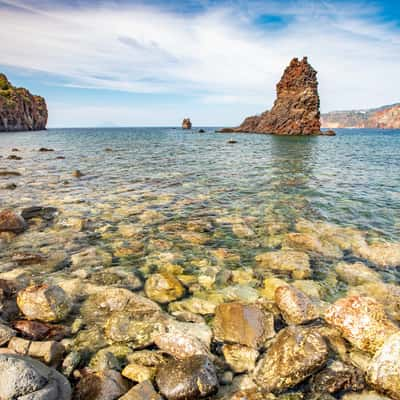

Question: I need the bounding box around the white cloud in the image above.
[1,0,400,125]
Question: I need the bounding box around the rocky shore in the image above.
[221,57,333,136]
[0,73,47,132]
[0,189,399,399]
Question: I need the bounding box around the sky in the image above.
[1,0,400,127]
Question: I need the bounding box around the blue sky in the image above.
[1,0,400,127]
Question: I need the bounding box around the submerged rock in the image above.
[17,284,72,322]
[144,273,185,304]
[222,344,259,373]
[0,354,71,399]
[324,296,399,353]
[367,332,400,400]
[356,241,400,268]
[335,261,381,286]
[156,355,218,400]
[223,57,322,135]
[255,250,311,279]
[254,326,328,393]
[213,303,275,349]
[0,209,27,233]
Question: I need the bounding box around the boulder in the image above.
[254,326,328,393]
[156,355,218,400]
[367,332,400,400]
[0,353,71,399]
[324,296,399,353]
[213,303,275,349]
[335,262,381,286]
[255,250,311,279]
[0,210,27,233]
[223,57,323,135]
[17,284,72,322]
[144,273,185,304]
[275,285,319,325]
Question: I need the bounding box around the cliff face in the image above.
[321,103,400,129]
[0,73,48,132]
[224,57,322,135]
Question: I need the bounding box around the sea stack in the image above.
[222,57,324,135]
[182,118,192,130]
[0,73,48,132]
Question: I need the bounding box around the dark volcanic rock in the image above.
[0,73,47,132]
[182,118,192,129]
[225,57,323,135]
[156,355,218,400]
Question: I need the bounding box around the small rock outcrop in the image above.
[182,118,192,129]
[222,57,324,135]
[0,73,48,132]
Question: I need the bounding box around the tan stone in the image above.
[335,262,381,286]
[213,303,275,349]
[122,363,156,383]
[120,381,162,400]
[144,273,185,304]
[324,296,399,353]
[222,344,258,373]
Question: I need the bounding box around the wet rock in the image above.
[0,170,21,176]
[0,323,16,345]
[335,262,381,286]
[356,241,400,268]
[7,155,22,160]
[122,363,156,382]
[120,381,162,400]
[38,147,54,152]
[324,296,399,353]
[144,273,185,304]
[21,206,58,221]
[222,344,259,373]
[310,360,365,394]
[12,320,69,341]
[0,353,71,399]
[3,183,17,190]
[17,284,72,322]
[283,232,342,258]
[292,280,324,300]
[156,355,218,400]
[260,277,289,300]
[11,252,46,266]
[275,285,319,325]
[254,326,328,393]
[367,332,400,400]
[154,329,210,359]
[73,369,131,400]
[169,297,217,315]
[0,209,27,233]
[89,349,121,372]
[180,230,210,245]
[255,250,311,279]
[72,169,84,178]
[126,350,166,368]
[342,391,393,400]
[213,303,275,349]
[71,247,112,269]
[62,351,81,377]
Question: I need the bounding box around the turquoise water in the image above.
[1,127,399,240]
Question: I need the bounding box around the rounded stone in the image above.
[156,355,218,400]
[17,284,72,322]
[144,273,184,304]
[0,209,27,233]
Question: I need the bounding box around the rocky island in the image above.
[182,118,192,129]
[322,103,400,129]
[0,73,47,132]
[221,57,332,136]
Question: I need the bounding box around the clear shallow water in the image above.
[1,127,400,396]
[1,127,399,239]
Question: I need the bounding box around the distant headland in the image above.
[0,73,47,132]
[322,103,400,129]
